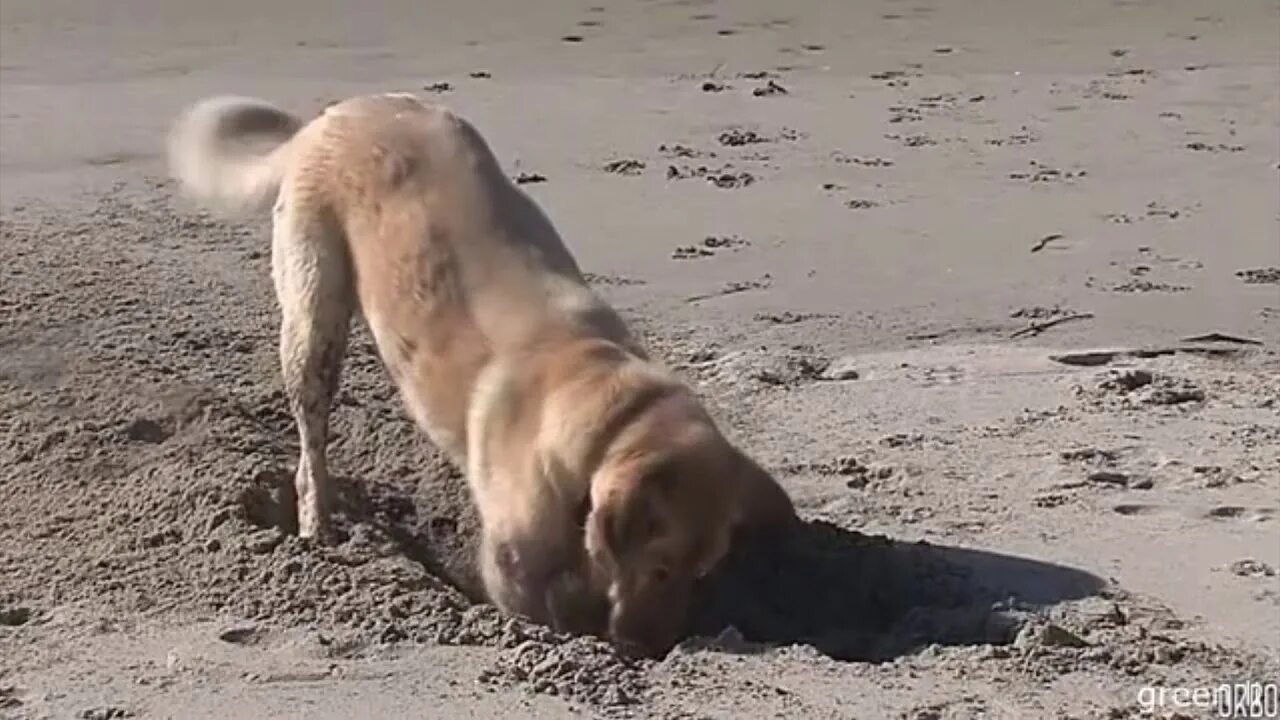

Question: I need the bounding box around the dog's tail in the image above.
[167,96,304,216]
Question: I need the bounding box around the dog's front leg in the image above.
[478,524,606,634]
[478,530,549,622]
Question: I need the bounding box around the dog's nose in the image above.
[612,635,660,659]
[609,617,677,658]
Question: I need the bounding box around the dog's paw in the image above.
[296,514,338,546]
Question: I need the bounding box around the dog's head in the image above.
[584,394,796,657]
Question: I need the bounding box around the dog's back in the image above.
[312,95,629,350]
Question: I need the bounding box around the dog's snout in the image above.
[610,629,669,659]
[609,633,654,659]
[609,606,680,658]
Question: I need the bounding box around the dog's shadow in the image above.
[685,521,1106,662]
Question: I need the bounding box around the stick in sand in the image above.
[1030,233,1065,253]
[1009,312,1095,339]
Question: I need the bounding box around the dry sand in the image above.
[2,0,1278,718]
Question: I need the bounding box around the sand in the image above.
[1,0,1278,718]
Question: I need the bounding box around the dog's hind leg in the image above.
[271,191,352,541]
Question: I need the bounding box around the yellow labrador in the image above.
[167,93,796,655]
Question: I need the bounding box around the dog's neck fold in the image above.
[530,338,686,502]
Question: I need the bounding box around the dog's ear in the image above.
[692,521,733,578]
[585,486,660,572]
[584,501,622,573]
[732,450,798,530]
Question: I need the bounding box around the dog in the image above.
[167,92,797,656]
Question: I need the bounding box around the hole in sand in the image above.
[0,606,34,626]
[236,462,486,602]
[121,417,170,444]
[686,522,1104,661]
[1112,503,1155,516]
[238,469,298,535]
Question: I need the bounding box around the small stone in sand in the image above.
[1087,471,1131,487]
[819,358,860,381]
[1229,559,1276,577]
[1014,622,1089,649]
[1236,267,1280,285]
[218,623,262,645]
[752,80,789,97]
[602,159,645,176]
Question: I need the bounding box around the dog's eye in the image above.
[651,566,671,584]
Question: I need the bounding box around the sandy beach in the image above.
[2,0,1278,717]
